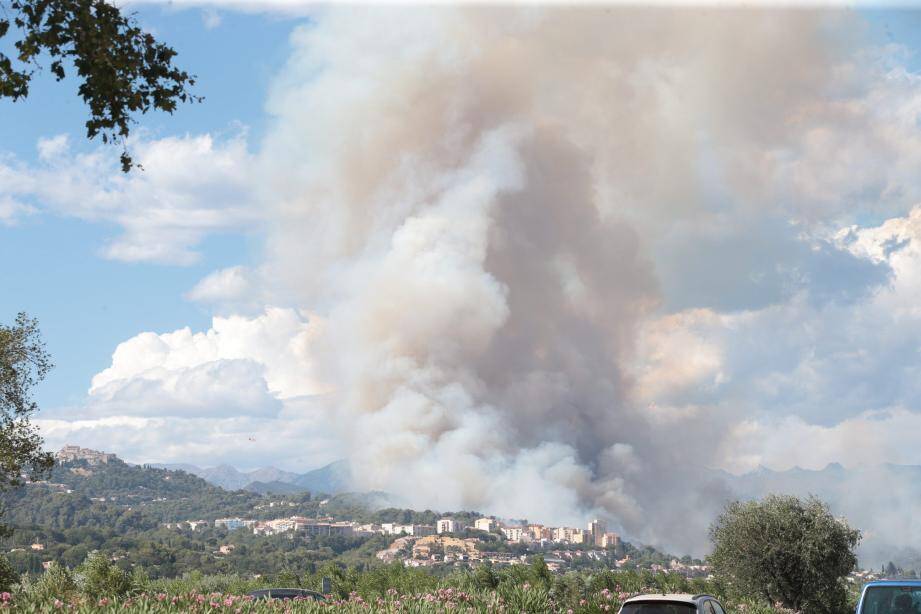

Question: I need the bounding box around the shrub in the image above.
[77,552,133,598]
[0,555,18,592]
[28,561,78,602]
[709,495,861,614]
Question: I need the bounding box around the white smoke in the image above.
[240,7,879,554]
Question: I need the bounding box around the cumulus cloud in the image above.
[90,307,324,401]
[37,309,338,469]
[185,265,270,314]
[0,130,259,264]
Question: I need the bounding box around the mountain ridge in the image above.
[153,459,352,495]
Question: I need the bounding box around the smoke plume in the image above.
[193,6,902,555]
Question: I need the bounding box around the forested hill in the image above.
[42,457,225,502]
[0,457,269,529]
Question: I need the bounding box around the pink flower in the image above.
[53,599,63,609]
[98,598,109,606]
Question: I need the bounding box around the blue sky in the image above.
[1,7,296,407]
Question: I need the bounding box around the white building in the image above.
[474,518,496,532]
[501,526,530,543]
[437,518,460,534]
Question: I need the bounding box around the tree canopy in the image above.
[709,494,861,614]
[0,313,53,492]
[1,0,199,171]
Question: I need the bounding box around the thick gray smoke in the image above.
[249,7,868,555]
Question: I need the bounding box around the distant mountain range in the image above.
[153,459,352,495]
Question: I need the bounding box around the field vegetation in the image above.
[0,555,804,613]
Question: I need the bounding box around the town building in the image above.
[601,532,620,549]
[588,519,607,547]
[474,518,497,532]
[501,526,530,543]
[330,522,355,537]
[436,518,461,534]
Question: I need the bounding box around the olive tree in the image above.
[1,0,199,170]
[0,313,54,493]
[709,495,860,614]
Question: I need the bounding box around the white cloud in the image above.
[88,358,281,418]
[185,265,268,314]
[36,135,70,161]
[0,130,259,264]
[90,307,325,400]
[38,309,337,470]
[201,8,222,28]
[36,396,341,470]
[0,195,36,226]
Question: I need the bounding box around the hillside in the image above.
[0,457,400,577]
[45,457,224,503]
[0,451,686,581]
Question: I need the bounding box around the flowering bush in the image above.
[0,584,804,613]
[1,556,814,613]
